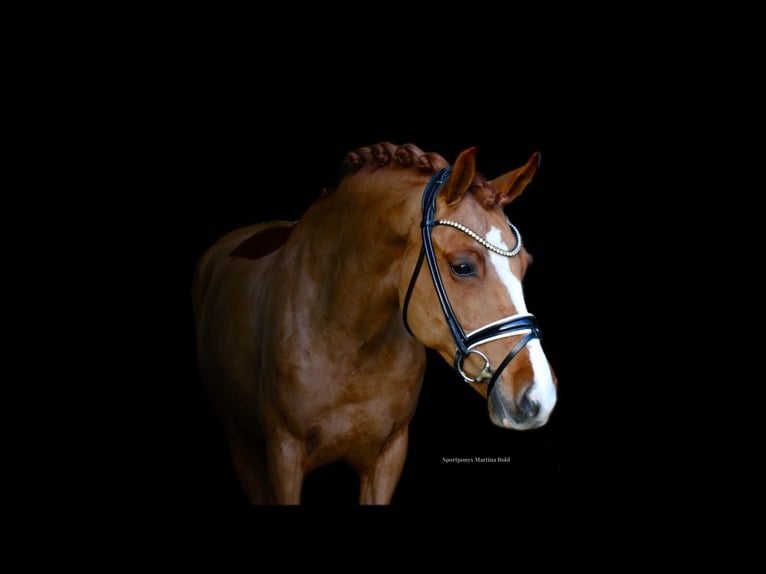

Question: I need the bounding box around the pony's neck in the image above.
[290,172,426,343]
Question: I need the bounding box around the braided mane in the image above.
[320,142,448,195]
[327,142,499,209]
[341,142,449,176]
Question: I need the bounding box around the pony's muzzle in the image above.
[488,381,550,431]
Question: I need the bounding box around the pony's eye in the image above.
[450,262,476,277]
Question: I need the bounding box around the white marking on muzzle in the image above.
[524,338,557,419]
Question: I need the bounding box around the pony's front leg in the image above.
[266,432,305,504]
[358,427,409,505]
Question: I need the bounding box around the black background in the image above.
[79,2,689,570]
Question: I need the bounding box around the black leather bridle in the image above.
[402,166,542,396]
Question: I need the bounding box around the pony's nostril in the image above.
[518,390,540,419]
[490,385,539,425]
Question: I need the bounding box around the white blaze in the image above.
[485,227,528,314]
[485,227,557,417]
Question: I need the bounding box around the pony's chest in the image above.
[299,397,416,467]
[273,370,421,439]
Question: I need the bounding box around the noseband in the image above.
[402,167,542,396]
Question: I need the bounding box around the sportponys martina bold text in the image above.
[442,457,512,463]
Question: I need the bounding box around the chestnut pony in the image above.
[192,142,557,504]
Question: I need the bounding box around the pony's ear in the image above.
[490,152,541,207]
[442,146,478,204]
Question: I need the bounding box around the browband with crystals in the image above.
[434,219,522,257]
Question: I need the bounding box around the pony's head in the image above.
[401,146,557,430]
